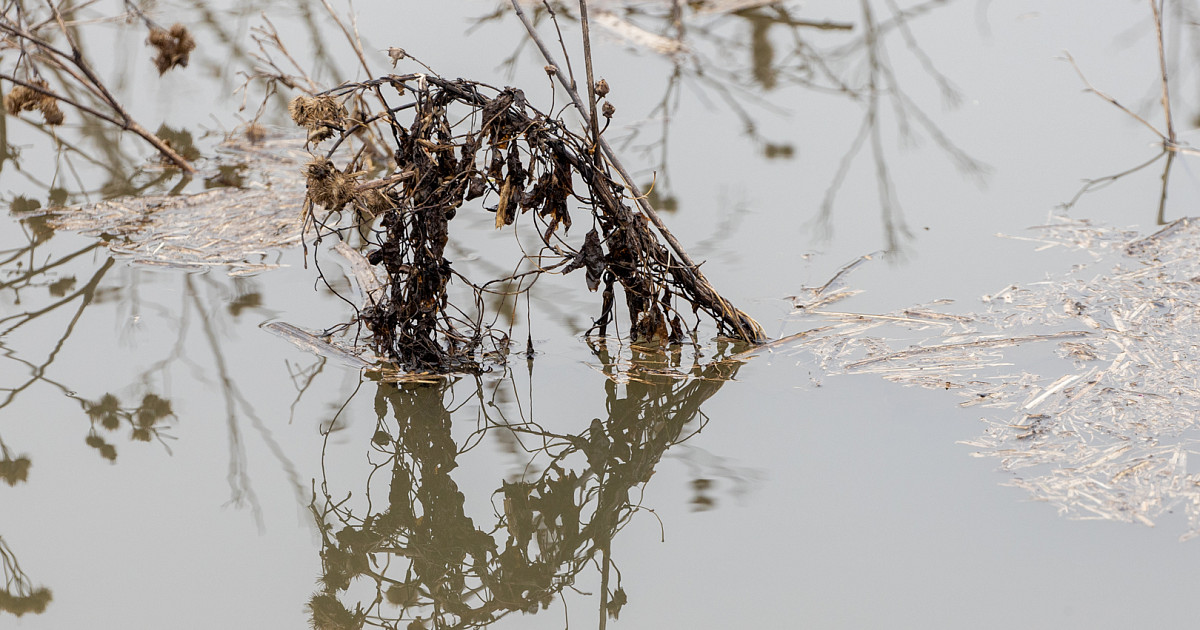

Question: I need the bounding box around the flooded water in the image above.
[5,1,1200,628]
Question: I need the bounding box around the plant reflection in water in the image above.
[309,344,743,629]
[485,1,986,257]
[0,535,50,618]
[0,206,314,619]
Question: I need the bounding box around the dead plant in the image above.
[293,65,766,373]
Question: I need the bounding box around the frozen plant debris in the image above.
[782,215,1200,540]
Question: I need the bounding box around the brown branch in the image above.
[0,72,123,126]
[1063,51,1165,141]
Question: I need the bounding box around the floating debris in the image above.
[780,215,1200,540]
[260,321,375,369]
[593,10,689,55]
[31,135,308,275]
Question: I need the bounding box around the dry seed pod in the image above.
[288,95,346,127]
[305,158,356,211]
[147,23,197,75]
[595,78,610,98]
[388,47,407,67]
[544,65,558,76]
[288,95,347,143]
[601,101,615,119]
[4,80,64,125]
[243,123,266,144]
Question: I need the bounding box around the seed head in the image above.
[4,80,64,125]
[147,23,196,74]
[289,95,347,143]
[388,47,407,67]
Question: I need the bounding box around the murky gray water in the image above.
[5,1,1200,628]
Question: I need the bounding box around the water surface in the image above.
[4,1,1200,628]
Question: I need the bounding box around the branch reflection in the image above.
[0,208,306,527]
[494,1,985,256]
[309,346,743,629]
[0,536,50,617]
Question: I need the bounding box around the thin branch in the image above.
[0,9,197,171]
[1063,51,1166,141]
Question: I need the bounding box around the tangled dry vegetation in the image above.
[290,65,763,372]
[3,0,766,375]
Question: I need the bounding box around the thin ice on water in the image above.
[783,215,1200,540]
[36,136,308,275]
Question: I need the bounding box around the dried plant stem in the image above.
[578,0,602,162]
[1065,1,1176,149]
[1150,0,1175,144]
[1061,2,1187,218]
[1063,52,1164,142]
[317,0,372,78]
[1,73,120,126]
[509,0,765,343]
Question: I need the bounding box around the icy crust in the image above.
[790,216,1200,540]
[38,135,308,275]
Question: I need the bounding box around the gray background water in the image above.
[4,1,1200,628]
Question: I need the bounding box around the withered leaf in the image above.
[495,177,516,228]
[505,143,528,189]
[669,313,685,344]
[466,175,486,201]
[487,148,504,181]
[480,90,514,131]
[562,229,605,292]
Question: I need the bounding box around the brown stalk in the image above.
[578,0,602,164]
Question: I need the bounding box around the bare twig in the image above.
[1063,52,1165,141]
